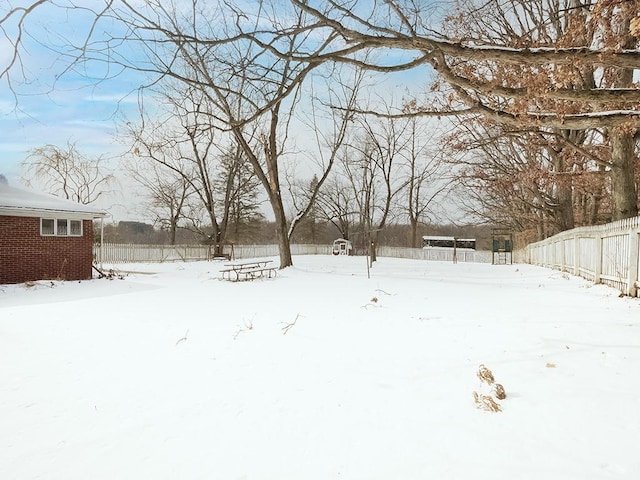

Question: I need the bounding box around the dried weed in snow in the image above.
[477,364,495,385]
[472,391,501,412]
[473,364,507,412]
[493,383,507,400]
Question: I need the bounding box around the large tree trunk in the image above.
[555,182,574,231]
[369,239,377,265]
[271,194,293,268]
[589,164,608,224]
[409,217,419,248]
[608,14,639,221]
[231,107,295,269]
[169,219,177,245]
[610,130,638,221]
[264,107,294,269]
[553,133,580,231]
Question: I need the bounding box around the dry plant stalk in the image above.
[175,329,189,346]
[473,391,501,412]
[477,364,495,385]
[233,320,254,340]
[374,289,394,296]
[361,297,382,309]
[281,314,300,335]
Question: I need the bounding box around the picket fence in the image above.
[94,243,492,265]
[95,243,330,263]
[518,216,640,297]
[378,246,492,263]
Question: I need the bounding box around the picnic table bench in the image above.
[219,260,277,282]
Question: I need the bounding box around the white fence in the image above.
[378,246,492,263]
[95,243,492,265]
[95,243,331,263]
[518,216,640,297]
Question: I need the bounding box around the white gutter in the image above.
[0,207,108,219]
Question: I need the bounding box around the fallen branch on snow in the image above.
[233,320,254,340]
[281,314,301,335]
[175,329,189,346]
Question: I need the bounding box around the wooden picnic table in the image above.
[219,260,277,282]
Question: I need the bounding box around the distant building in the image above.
[0,176,108,284]
[422,236,476,250]
[332,238,353,256]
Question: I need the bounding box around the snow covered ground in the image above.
[1,255,639,480]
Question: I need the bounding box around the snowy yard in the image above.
[1,255,639,479]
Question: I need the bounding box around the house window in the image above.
[41,218,55,235]
[70,220,82,236]
[57,219,68,236]
[40,218,83,237]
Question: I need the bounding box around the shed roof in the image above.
[0,177,108,219]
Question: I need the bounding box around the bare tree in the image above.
[124,158,192,245]
[213,144,264,243]
[313,173,361,241]
[0,1,47,88]
[399,116,450,247]
[336,108,414,263]
[125,82,265,252]
[323,110,450,253]
[447,124,563,238]
[286,63,369,242]
[22,141,114,204]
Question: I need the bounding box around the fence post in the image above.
[594,233,603,285]
[573,235,579,276]
[627,229,639,297]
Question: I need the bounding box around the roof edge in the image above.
[0,206,109,219]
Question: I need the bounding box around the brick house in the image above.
[0,177,108,284]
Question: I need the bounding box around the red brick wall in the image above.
[0,216,94,284]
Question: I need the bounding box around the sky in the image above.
[0,83,140,177]
[0,1,149,182]
[2,255,639,479]
[0,1,443,223]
